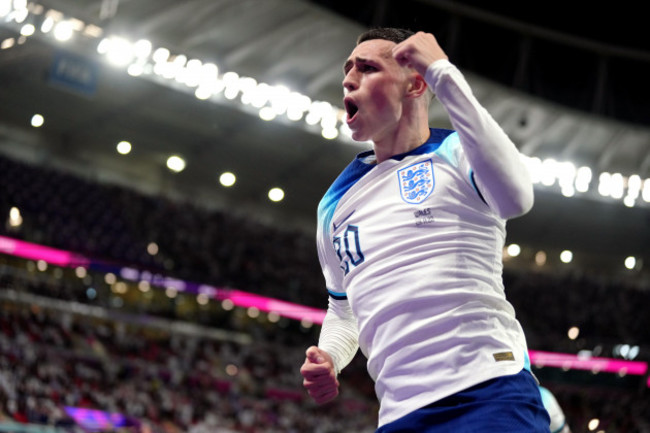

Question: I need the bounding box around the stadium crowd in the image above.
[1,153,649,432]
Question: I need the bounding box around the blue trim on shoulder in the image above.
[318,158,375,237]
[327,289,348,300]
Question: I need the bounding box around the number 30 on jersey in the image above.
[332,225,365,275]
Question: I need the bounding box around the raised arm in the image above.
[393,32,534,219]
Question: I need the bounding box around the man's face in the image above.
[342,39,410,143]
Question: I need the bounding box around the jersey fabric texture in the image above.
[315,58,536,428]
[376,370,551,433]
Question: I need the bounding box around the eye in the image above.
[359,64,377,73]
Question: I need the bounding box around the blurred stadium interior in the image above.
[0,0,649,432]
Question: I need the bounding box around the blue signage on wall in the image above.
[49,50,99,96]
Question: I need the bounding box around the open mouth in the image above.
[344,99,359,123]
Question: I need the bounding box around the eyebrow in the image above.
[343,56,369,74]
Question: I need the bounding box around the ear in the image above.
[406,73,429,99]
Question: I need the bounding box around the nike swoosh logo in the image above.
[332,210,356,231]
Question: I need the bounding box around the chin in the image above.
[350,129,369,143]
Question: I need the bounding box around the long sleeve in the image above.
[425,59,534,219]
[318,297,359,374]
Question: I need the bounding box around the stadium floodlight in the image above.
[152,47,170,63]
[506,244,521,257]
[180,58,202,87]
[540,158,557,187]
[166,155,186,173]
[1,38,15,50]
[268,187,284,202]
[31,114,44,127]
[127,63,144,77]
[11,3,28,23]
[574,166,592,192]
[106,37,136,66]
[610,173,625,199]
[0,0,12,18]
[53,20,74,41]
[259,106,276,121]
[221,72,239,100]
[560,250,573,264]
[116,141,131,155]
[8,207,22,227]
[269,84,290,115]
[20,23,34,36]
[219,172,236,187]
[133,38,152,58]
[598,172,611,197]
[40,16,54,33]
[194,86,212,100]
[321,127,338,140]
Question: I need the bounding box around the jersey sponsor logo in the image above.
[397,159,435,204]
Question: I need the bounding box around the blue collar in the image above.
[355,128,454,164]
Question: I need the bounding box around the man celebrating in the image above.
[300,28,550,432]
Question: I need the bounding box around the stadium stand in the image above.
[1,153,649,432]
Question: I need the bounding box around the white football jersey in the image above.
[316,129,530,426]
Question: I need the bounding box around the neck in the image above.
[372,104,431,163]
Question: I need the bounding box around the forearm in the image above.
[425,59,534,219]
[318,298,359,374]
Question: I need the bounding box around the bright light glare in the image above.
[40,17,54,33]
[535,251,547,266]
[1,38,15,50]
[8,206,22,227]
[147,242,159,255]
[20,23,35,36]
[259,106,276,121]
[575,166,592,192]
[506,244,521,257]
[625,256,636,270]
[116,141,131,155]
[134,39,152,58]
[322,128,339,140]
[106,37,134,66]
[0,0,11,18]
[166,155,186,173]
[588,418,600,431]
[610,172,624,199]
[219,172,236,187]
[560,250,573,264]
[53,21,74,41]
[540,158,557,186]
[598,172,611,197]
[268,187,285,202]
[152,47,170,63]
[567,326,580,340]
[31,114,44,127]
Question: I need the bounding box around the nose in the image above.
[342,69,358,93]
